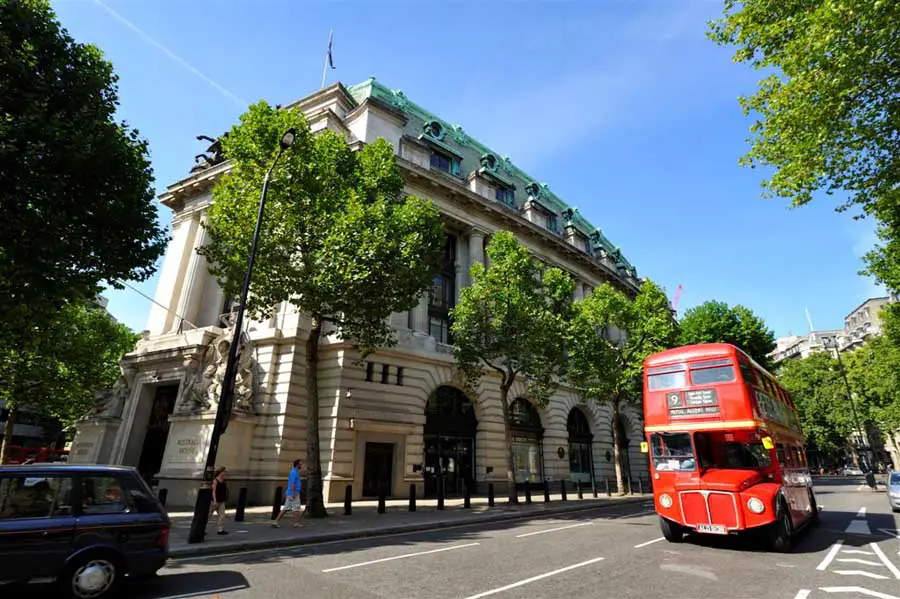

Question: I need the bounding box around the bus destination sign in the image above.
[666,389,720,419]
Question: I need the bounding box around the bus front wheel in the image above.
[769,501,794,553]
[660,516,684,543]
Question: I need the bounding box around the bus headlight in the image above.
[747,497,765,514]
[659,493,673,509]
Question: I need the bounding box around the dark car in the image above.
[0,463,170,598]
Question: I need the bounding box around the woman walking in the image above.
[211,466,229,535]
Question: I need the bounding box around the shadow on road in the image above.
[26,570,250,599]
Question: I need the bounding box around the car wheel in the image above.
[769,501,794,553]
[62,552,122,599]
[660,516,684,543]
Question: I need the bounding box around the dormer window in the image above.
[424,120,445,141]
[496,186,514,206]
[547,213,558,233]
[430,151,460,176]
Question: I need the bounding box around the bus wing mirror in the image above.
[761,436,775,450]
[640,441,649,454]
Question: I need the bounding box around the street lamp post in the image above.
[187,128,296,544]
[828,337,871,470]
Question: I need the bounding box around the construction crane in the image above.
[670,283,683,313]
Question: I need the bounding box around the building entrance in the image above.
[137,384,178,484]
[362,442,394,497]
[424,386,476,497]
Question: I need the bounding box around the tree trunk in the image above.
[0,406,16,465]
[304,314,327,518]
[611,396,626,495]
[499,375,517,504]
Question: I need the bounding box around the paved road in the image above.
[37,479,900,599]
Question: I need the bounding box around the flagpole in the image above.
[321,29,333,88]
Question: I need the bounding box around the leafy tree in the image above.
[567,280,677,493]
[0,301,137,462]
[708,1,900,290]
[0,0,167,349]
[450,231,574,503]
[678,300,776,368]
[200,102,445,517]
[845,336,900,440]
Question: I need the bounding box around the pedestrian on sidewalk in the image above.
[272,459,303,528]
[211,466,229,535]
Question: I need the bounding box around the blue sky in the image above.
[53,0,884,339]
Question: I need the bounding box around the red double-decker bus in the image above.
[642,343,817,552]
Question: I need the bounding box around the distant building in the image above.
[839,296,893,351]
[0,400,65,452]
[769,329,843,363]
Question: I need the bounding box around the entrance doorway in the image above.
[362,442,394,497]
[137,384,178,484]
[615,413,633,491]
[510,398,544,490]
[424,386,477,497]
[567,408,594,486]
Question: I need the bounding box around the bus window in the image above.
[650,433,696,471]
[648,371,687,391]
[694,432,771,469]
[691,365,736,385]
[776,444,789,467]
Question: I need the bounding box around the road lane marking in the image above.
[818,541,844,570]
[634,537,665,548]
[834,570,889,580]
[460,557,605,599]
[610,510,656,519]
[156,586,248,599]
[821,586,900,599]
[841,550,875,555]
[857,507,868,517]
[836,558,884,567]
[515,522,592,538]
[870,542,900,579]
[846,519,872,535]
[793,590,811,599]
[321,542,480,572]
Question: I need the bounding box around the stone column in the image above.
[574,281,585,302]
[411,294,429,335]
[147,215,198,334]
[170,217,209,332]
[468,230,485,268]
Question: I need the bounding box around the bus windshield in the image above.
[650,432,696,472]
[694,431,772,470]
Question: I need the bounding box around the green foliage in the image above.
[678,300,776,368]
[568,280,678,404]
[0,301,137,459]
[200,101,445,516]
[777,353,854,460]
[0,0,167,347]
[844,336,900,434]
[709,0,900,290]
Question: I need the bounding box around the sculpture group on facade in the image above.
[174,330,257,415]
[83,365,137,420]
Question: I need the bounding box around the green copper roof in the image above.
[346,78,636,276]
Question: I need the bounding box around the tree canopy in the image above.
[451,231,573,502]
[709,0,900,291]
[201,102,445,516]
[0,301,137,462]
[567,280,678,491]
[678,300,776,368]
[0,0,167,346]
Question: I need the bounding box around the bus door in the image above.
[775,442,811,526]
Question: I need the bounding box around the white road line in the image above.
[841,550,875,555]
[818,541,844,570]
[846,519,873,535]
[834,570,889,580]
[634,537,666,548]
[870,542,900,579]
[793,590,811,599]
[836,558,884,567]
[857,507,868,517]
[321,542,480,573]
[821,586,900,599]
[460,557,605,599]
[157,586,248,599]
[516,522,593,538]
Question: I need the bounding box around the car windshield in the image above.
[650,432,696,472]
[694,432,772,470]
[890,472,900,485]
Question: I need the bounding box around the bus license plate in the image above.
[696,524,727,535]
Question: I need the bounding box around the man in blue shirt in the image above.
[272,459,303,528]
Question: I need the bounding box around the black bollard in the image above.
[560,479,568,501]
[437,478,445,510]
[344,484,352,516]
[488,483,495,507]
[234,487,248,522]
[377,487,386,514]
[463,481,471,509]
[605,477,611,497]
[270,486,283,520]
[638,477,644,495]
[525,483,532,504]
[409,484,417,512]
[628,475,634,495]
[543,480,551,503]
[592,476,598,498]
[577,481,584,500]
[158,488,168,506]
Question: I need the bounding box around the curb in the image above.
[168,495,650,559]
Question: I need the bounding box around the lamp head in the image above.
[280,128,297,150]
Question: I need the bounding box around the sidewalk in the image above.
[166,492,652,559]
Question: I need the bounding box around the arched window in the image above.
[567,409,593,484]
[423,386,477,498]
[510,399,544,486]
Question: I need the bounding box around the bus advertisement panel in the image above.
[642,343,817,552]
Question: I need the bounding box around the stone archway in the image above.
[567,408,594,486]
[423,386,477,498]
[510,398,544,489]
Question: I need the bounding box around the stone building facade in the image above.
[70,79,650,507]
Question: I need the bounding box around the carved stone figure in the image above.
[83,365,136,419]
[174,332,257,415]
